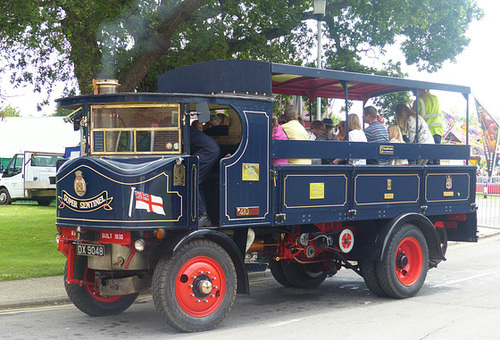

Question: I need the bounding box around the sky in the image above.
[2,0,498,118]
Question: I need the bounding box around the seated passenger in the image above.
[310,120,335,164]
[281,105,312,164]
[388,125,409,165]
[272,116,288,165]
[205,114,229,136]
[395,104,434,165]
[322,118,339,141]
[363,106,389,165]
[332,114,367,165]
[336,120,346,141]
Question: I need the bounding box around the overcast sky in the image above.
[2,0,497,118]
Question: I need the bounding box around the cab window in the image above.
[90,103,181,155]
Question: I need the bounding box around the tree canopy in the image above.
[0,105,20,119]
[0,0,483,110]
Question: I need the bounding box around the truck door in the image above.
[1,154,25,199]
[24,152,58,191]
[219,108,272,227]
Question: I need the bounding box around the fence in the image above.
[476,189,500,229]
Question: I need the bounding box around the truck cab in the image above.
[0,151,63,205]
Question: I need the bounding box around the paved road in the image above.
[1,235,499,339]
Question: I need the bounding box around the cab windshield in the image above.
[90,103,181,155]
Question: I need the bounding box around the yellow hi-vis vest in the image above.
[418,92,442,137]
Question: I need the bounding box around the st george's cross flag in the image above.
[133,190,165,215]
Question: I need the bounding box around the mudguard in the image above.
[374,213,445,263]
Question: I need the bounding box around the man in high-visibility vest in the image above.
[415,89,442,164]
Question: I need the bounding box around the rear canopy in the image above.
[158,60,471,102]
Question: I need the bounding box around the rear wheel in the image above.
[281,261,328,289]
[359,260,387,297]
[268,260,293,287]
[0,188,11,205]
[64,257,138,316]
[376,224,429,298]
[152,239,237,332]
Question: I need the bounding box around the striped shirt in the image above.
[364,121,389,143]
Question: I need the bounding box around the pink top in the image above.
[272,124,288,165]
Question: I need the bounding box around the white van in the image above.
[0,151,63,205]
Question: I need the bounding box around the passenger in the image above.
[190,126,221,227]
[204,114,228,136]
[191,120,202,131]
[363,106,389,143]
[332,114,367,165]
[395,104,434,165]
[203,114,220,131]
[322,118,339,141]
[336,121,346,141]
[217,113,230,126]
[310,120,329,140]
[363,106,389,165]
[414,89,442,164]
[272,116,288,165]
[310,120,335,165]
[280,105,312,164]
[387,125,409,165]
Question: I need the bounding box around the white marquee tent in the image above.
[0,117,80,158]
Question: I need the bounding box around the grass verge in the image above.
[0,202,65,281]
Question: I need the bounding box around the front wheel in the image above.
[64,257,138,316]
[0,188,11,205]
[152,239,237,332]
[376,224,429,298]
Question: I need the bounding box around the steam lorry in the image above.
[55,60,477,332]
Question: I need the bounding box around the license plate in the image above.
[77,243,105,257]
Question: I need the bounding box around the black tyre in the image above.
[376,224,429,298]
[268,260,293,287]
[281,261,328,289]
[359,259,387,297]
[64,257,138,316]
[152,239,237,332]
[0,188,11,205]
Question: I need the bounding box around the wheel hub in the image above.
[192,274,213,298]
[396,252,408,269]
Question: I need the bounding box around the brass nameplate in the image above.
[384,193,394,199]
[379,145,394,155]
[443,191,454,197]
[173,163,185,186]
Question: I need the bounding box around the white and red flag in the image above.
[128,187,165,216]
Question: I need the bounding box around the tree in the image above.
[0,0,483,108]
[0,105,20,119]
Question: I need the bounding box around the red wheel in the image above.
[64,257,138,316]
[376,224,429,298]
[394,237,423,286]
[83,263,122,303]
[175,256,226,317]
[153,239,237,332]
